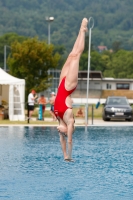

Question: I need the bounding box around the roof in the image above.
[0,68,25,85]
[98,46,107,50]
[78,71,102,79]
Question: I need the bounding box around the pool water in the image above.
[0,126,133,200]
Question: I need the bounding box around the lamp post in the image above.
[4,45,11,71]
[85,17,94,126]
[45,16,54,45]
[46,16,55,92]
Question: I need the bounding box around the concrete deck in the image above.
[0,117,133,126]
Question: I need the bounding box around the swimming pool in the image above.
[0,126,133,200]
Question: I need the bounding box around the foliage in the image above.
[0,33,28,69]
[103,50,133,78]
[80,42,133,79]
[0,0,133,53]
[7,37,60,99]
[0,0,133,84]
[53,45,66,69]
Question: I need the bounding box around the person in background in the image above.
[76,107,84,117]
[49,92,56,121]
[38,94,47,119]
[28,90,38,119]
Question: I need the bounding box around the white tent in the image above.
[0,68,25,121]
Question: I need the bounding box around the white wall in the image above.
[90,81,102,90]
[130,83,133,90]
[51,77,133,91]
[77,80,102,90]
[102,82,116,90]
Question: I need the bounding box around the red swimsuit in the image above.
[54,77,76,119]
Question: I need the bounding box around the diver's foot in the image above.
[64,157,75,162]
[81,18,88,32]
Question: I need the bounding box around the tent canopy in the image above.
[0,68,25,121]
[0,68,25,85]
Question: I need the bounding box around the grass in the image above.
[0,105,103,124]
[31,105,103,118]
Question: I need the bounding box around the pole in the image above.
[48,22,50,45]
[4,45,11,71]
[27,103,30,124]
[46,16,54,45]
[46,16,54,91]
[4,45,6,71]
[92,105,94,125]
[85,17,94,126]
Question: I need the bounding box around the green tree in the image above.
[103,50,133,78]
[80,50,107,72]
[1,0,133,52]
[0,33,27,69]
[7,37,60,99]
[112,41,122,53]
[91,51,107,71]
[53,45,66,69]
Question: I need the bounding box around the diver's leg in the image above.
[65,18,88,90]
[59,18,88,83]
[59,134,68,159]
[63,109,75,159]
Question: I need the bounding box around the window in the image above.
[106,83,111,89]
[116,83,129,90]
[107,97,128,105]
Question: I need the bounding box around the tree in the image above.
[112,41,122,52]
[103,50,133,78]
[0,0,133,52]
[80,49,107,72]
[53,45,66,69]
[7,37,60,99]
[0,33,28,69]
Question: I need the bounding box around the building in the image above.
[97,46,108,52]
[47,70,133,99]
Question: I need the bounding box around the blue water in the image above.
[0,126,133,200]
